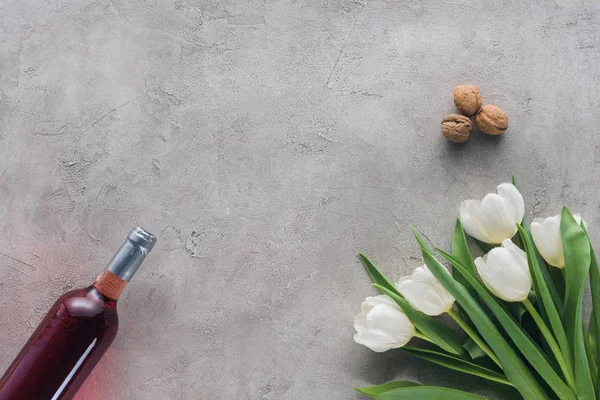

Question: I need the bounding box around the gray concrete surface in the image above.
[1,0,600,399]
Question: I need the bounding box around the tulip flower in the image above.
[395,266,455,316]
[531,214,585,268]
[459,183,525,244]
[353,295,415,352]
[474,239,531,302]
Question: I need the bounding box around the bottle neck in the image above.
[93,227,156,300]
[93,270,128,300]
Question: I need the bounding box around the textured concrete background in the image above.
[1,0,600,399]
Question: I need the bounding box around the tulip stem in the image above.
[447,308,502,369]
[413,331,433,343]
[523,298,575,389]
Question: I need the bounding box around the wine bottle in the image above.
[0,227,156,400]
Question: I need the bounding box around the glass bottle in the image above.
[0,227,156,400]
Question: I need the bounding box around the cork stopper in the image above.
[93,270,128,300]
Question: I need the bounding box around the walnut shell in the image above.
[453,85,482,116]
[475,105,508,135]
[441,114,472,143]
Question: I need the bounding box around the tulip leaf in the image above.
[463,338,507,372]
[359,253,398,295]
[583,225,600,399]
[583,321,599,388]
[356,381,486,400]
[374,285,466,357]
[356,380,421,397]
[590,313,598,367]
[411,228,555,400]
[470,303,538,368]
[549,266,566,303]
[451,219,479,302]
[464,338,486,360]
[516,224,573,386]
[505,301,527,324]
[402,346,512,386]
[427,244,575,399]
[560,207,594,400]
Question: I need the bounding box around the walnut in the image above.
[441,114,472,143]
[453,85,482,116]
[475,105,508,135]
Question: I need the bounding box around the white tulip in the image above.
[353,295,415,352]
[531,214,585,268]
[395,266,455,316]
[460,183,525,244]
[474,239,531,302]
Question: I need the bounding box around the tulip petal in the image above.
[531,216,564,268]
[460,200,493,243]
[367,304,414,344]
[497,183,525,223]
[353,294,415,353]
[542,216,564,266]
[475,241,531,302]
[459,183,525,244]
[354,311,369,334]
[478,194,518,243]
[354,333,396,353]
[396,266,455,316]
[501,238,520,252]
[365,294,397,308]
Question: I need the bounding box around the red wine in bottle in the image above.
[0,227,156,400]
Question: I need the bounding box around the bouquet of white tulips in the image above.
[354,179,600,400]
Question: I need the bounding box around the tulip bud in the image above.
[474,239,531,302]
[460,183,525,244]
[531,214,585,268]
[353,295,415,353]
[395,266,455,316]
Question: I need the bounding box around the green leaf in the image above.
[467,302,538,369]
[411,228,554,400]
[583,224,600,399]
[505,301,527,324]
[374,285,466,357]
[465,303,527,357]
[591,313,598,367]
[464,338,486,360]
[432,245,575,400]
[357,381,486,400]
[549,266,566,303]
[583,321,598,388]
[451,219,478,302]
[561,207,594,399]
[517,224,573,387]
[359,253,398,295]
[402,346,512,386]
[356,381,421,397]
